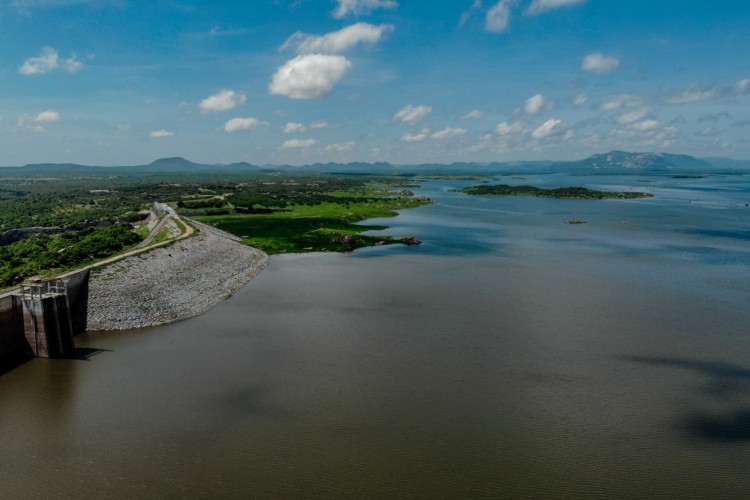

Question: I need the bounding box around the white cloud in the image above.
[35,110,60,122]
[325,141,356,152]
[732,78,750,95]
[531,118,565,139]
[581,52,620,74]
[526,0,586,16]
[460,109,485,120]
[598,94,643,111]
[282,23,394,54]
[199,89,246,113]
[284,122,306,134]
[150,130,174,138]
[269,54,352,100]
[460,0,483,27]
[332,0,398,18]
[524,93,545,115]
[573,93,588,107]
[616,109,649,125]
[485,0,518,33]
[19,46,84,75]
[224,117,268,133]
[495,121,523,135]
[400,129,430,142]
[630,119,660,131]
[309,120,331,129]
[281,138,318,149]
[393,104,432,124]
[431,127,468,140]
[665,88,717,105]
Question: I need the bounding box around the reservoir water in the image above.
[2,173,750,498]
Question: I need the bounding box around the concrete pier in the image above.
[1,269,89,366]
[19,280,75,358]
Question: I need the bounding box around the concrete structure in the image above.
[0,269,89,366]
[19,280,75,358]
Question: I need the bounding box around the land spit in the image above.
[86,221,268,331]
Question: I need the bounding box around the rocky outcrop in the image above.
[85,222,268,331]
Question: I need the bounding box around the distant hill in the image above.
[568,150,714,171]
[1,151,748,176]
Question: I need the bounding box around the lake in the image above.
[1,173,749,498]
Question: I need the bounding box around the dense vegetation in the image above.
[0,225,141,288]
[458,184,652,199]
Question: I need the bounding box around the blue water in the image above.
[1,173,749,498]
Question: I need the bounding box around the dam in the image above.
[0,269,89,368]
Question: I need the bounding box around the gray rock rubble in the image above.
[86,221,268,331]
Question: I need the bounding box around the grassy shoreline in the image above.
[194,197,429,254]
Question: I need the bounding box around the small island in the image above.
[457,184,652,199]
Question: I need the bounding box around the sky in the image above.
[1,0,749,166]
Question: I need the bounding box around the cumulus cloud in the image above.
[325,141,356,152]
[284,122,306,134]
[269,54,352,100]
[581,52,620,74]
[460,109,485,120]
[431,127,467,140]
[35,110,60,122]
[630,119,660,131]
[733,78,750,95]
[224,117,268,133]
[616,109,649,125]
[531,118,565,139]
[309,120,331,129]
[664,87,717,105]
[332,0,398,18]
[526,0,586,16]
[598,94,643,111]
[282,23,394,54]
[281,138,318,149]
[495,121,523,135]
[524,94,545,115]
[199,90,246,113]
[149,130,174,138]
[400,129,430,142]
[485,0,518,33]
[19,46,84,75]
[393,104,432,124]
[573,93,588,107]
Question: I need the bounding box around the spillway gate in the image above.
[19,279,75,358]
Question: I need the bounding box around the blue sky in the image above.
[1,0,749,165]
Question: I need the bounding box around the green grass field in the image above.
[195,198,428,254]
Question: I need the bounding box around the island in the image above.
[457,184,652,199]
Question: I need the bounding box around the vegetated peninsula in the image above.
[458,184,653,199]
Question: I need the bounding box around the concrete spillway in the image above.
[0,270,89,367]
[19,280,75,358]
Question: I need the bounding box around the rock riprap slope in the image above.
[86,222,268,331]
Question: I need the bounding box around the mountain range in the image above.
[2,151,749,176]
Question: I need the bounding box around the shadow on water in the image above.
[0,353,31,376]
[68,347,112,361]
[619,355,750,443]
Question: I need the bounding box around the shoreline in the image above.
[85,220,268,332]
